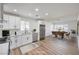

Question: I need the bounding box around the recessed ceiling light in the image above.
[45,13,48,15]
[28,13,32,16]
[35,8,39,11]
[13,9,17,12]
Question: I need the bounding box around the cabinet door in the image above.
[16,36,22,47]
[3,15,9,29]
[21,35,27,45]
[8,15,15,29]
[26,35,32,44]
[15,17,21,29]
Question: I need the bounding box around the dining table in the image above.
[52,31,67,38]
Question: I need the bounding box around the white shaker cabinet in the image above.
[8,15,16,29]
[4,14,19,29]
[3,15,9,29]
[3,15,21,29]
[17,34,32,48]
[15,17,21,29]
[9,16,21,29]
[10,34,32,49]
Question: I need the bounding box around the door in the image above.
[40,24,45,40]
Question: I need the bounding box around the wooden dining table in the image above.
[52,31,67,38]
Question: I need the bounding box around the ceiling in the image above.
[3,3,79,20]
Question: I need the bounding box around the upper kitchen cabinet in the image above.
[15,16,21,29]
[3,14,21,30]
[3,14,9,29]
[8,15,16,29]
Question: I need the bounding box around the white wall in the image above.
[45,21,53,36]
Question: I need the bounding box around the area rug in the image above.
[20,43,39,54]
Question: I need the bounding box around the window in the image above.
[25,22,30,30]
[52,24,68,32]
[20,21,30,31]
[21,21,25,31]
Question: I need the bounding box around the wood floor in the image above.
[12,36,79,55]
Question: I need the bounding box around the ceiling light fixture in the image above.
[35,8,39,11]
[45,13,48,15]
[13,9,17,12]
